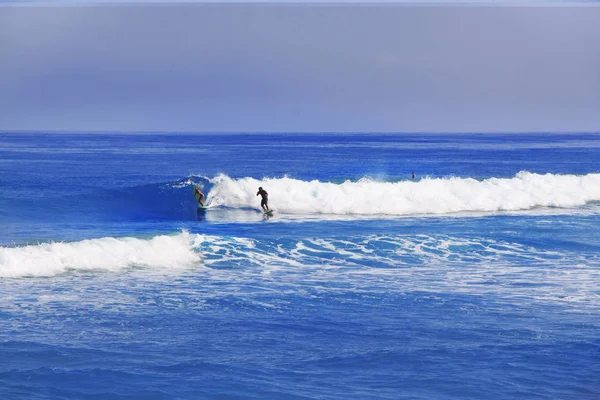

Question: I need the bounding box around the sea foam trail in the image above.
[207,172,600,215]
[0,233,200,278]
[4,232,598,310]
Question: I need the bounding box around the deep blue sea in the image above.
[1,133,599,399]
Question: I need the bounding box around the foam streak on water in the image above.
[2,231,598,313]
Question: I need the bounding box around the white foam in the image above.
[3,232,598,310]
[206,172,600,215]
[0,232,201,278]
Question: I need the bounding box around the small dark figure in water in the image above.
[194,186,205,207]
[257,187,269,211]
[412,172,416,179]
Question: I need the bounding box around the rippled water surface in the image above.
[1,133,599,399]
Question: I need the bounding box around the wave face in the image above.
[207,172,600,215]
[0,233,200,278]
[10,172,600,223]
[3,176,215,223]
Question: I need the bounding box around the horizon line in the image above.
[2,130,600,135]
[2,1,600,6]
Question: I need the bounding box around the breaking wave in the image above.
[3,230,599,281]
[0,233,200,278]
[20,172,599,222]
[206,172,600,215]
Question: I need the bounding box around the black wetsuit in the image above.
[257,189,268,208]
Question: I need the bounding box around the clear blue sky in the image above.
[1,3,599,132]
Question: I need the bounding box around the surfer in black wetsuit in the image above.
[257,187,269,211]
[194,186,205,207]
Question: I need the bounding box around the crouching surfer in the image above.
[194,186,205,207]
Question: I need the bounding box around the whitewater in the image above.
[206,171,600,215]
[1,133,599,400]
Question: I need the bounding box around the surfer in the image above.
[256,187,269,212]
[194,186,205,207]
[412,172,416,179]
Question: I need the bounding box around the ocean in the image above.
[1,133,599,399]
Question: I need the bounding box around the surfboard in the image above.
[264,209,274,215]
[197,206,208,212]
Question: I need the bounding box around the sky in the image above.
[0,3,599,133]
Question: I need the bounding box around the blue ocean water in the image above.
[1,133,599,399]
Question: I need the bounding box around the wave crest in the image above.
[0,232,200,278]
[207,172,600,215]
